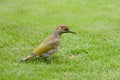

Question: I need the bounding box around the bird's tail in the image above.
[20,53,36,62]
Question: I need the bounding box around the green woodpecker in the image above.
[20,25,76,62]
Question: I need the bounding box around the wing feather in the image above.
[32,35,60,55]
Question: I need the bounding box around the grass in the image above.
[0,0,120,80]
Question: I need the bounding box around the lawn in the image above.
[0,0,120,80]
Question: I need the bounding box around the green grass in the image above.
[0,0,120,80]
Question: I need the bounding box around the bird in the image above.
[20,24,76,62]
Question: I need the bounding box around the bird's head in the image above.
[55,25,76,35]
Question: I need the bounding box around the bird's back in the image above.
[32,35,61,55]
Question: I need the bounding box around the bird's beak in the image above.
[67,30,76,34]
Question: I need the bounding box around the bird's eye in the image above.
[65,28,68,31]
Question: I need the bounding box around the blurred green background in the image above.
[0,0,120,80]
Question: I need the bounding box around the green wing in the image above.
[32,35,60,55]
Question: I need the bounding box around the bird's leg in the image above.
[40,53,51,61]
[46,56,51,61]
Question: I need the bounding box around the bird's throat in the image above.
[54,31,61,38]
